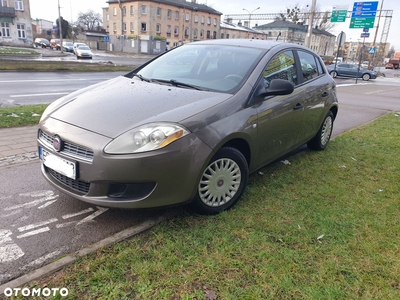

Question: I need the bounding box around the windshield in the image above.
[132,44,263,93]
[78,46,90,50]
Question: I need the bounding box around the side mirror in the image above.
[262,79,294,97]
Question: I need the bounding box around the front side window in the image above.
[17,24,25,38]
[15,0,23,10]
[263,51,298,87]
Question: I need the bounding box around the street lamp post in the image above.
[242,7,260,38]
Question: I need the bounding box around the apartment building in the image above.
[0,0,33,46]
[103,0,222,50]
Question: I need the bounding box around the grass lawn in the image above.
[16,112,400,299]
[0,104,47,128]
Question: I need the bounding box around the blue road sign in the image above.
[369,47,376,54]
[103,36,110,42]
[361,33,370,38]
[352,1,379,12]
[352,11,376,17]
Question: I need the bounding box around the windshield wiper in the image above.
[131,73,151,82]
[151,78,207,91]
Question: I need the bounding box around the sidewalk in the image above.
[0,125,39,167]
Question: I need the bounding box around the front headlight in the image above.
[104,122,190,154]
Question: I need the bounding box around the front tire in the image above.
[190,147,248,215]
[362,73,371,81]
[307,111,334,151]
[330,71,338,78]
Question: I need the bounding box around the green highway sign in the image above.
[331,10,347,22]
[331,5,349,23]
[349,17,376,28]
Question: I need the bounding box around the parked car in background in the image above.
[75,45,93,59]
[37,39,338,215]
[328,63,377,81]
[385,63,394,69]
[50,39,61,50]
[62,41,74,53]
[361,61,369,69]
[34,38,50,48]
[73,42,87,55]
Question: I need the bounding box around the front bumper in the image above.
[38,118,212,209]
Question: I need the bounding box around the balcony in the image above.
[0,6,16,18]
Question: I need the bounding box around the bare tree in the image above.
[77,10,103,31]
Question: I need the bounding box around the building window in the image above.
[141,22,147,31]
[201,16,205,24]
[175,11,179,20]
[213,31,217,39]
[214,18,217,26]
[130,5,134,15]
[1,0,8,7]
[207,17,211,25]
[221,33,224,39]
[200,29,204,38]
[113,22,117,32]
[194,15,198,23]
[206,30,210,38]
[167,25,171,35]
[15,0,23,10]
[167,9,172,18]
[17,24,25,38]
[123,6,126,15]
[184,27,189,37]
[130,22,134,32]
[1,22,10,37]
[141,5,146,14]
[194,28,198,38]
[185,13,189,21]
[106,13,109,21]
[113,7,117,16]
[156,23,161,34]
[123,22,126,32]
[174,26,179,36]
[157,7,161,17]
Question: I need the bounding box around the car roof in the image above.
[186,39,310,53]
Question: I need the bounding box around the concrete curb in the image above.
[0,210,179,296]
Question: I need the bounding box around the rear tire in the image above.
[190,147,248,215]
[307,111,334,151]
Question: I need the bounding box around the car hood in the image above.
[46,76,232,138]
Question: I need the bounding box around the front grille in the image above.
[48,168,90,194]
[39,130,94,162]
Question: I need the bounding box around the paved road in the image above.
[0,74,399,287]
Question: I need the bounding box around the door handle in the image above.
[293,103,303,110]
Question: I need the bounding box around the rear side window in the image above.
[297,51,321,82]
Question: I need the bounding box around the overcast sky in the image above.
[30,0,399,49]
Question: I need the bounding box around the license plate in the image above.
[39,147,77,180]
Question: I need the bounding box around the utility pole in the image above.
[305,0,316,48]
[58,0,63,53]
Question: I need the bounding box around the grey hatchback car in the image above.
[38,39,338,214]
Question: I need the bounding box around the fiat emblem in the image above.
[53,135,63,152]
